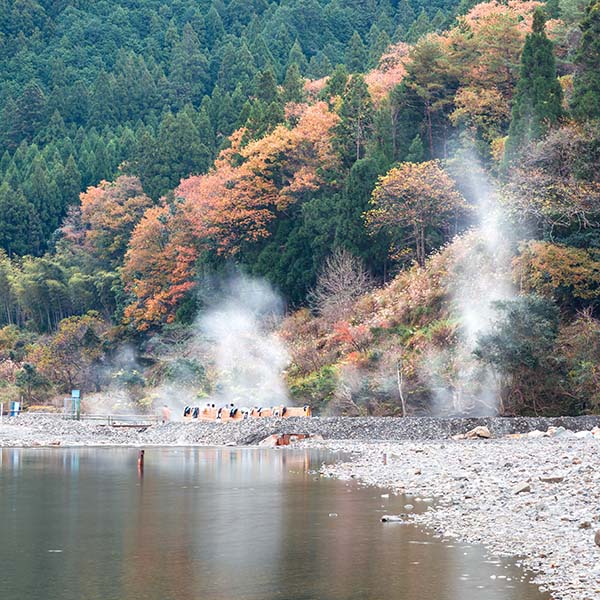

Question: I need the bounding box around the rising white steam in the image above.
[429,156,515,415]
[196,275,290,408]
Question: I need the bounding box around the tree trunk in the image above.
[396,359,407,418]
[425,101,434,158]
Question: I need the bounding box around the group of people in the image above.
[182,403,312,421]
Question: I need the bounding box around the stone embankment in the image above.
[2,413,600,447]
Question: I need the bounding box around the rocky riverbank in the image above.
[2,413,600,447]
[3,414,600,598]
[318,435,600,600]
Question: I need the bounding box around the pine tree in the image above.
[571,0,600,120]
[307,52,333,79]
[323,64,349,98]
[335,157,386,268]
[369,30,392,68]
[282,64,306,103]
[396,0,416,31]
[205,6,225,47]
[169,23,209,108]
[60,155,82,207]
[506,9,564,158]
[14,82,49,146]
[287,40,308,73]
[406,10,431,43]
[253,69,280,104]
[89,71,116,126]
[0,184,43,256]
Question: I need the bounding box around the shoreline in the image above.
[3,413,600,448]
[3,414,600,599]
[315,436,600,600]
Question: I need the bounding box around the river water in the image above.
[0,447,549,600]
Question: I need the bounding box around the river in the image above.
[0,447,550,600]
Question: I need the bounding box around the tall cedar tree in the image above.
[505,9,563,158]
[571,0,600,120]
[335,74,374,166]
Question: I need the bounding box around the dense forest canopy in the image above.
[1,0,600,417]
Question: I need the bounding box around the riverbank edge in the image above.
[2,414,600,448]
[311,436,600,600]
[3,415,600,598]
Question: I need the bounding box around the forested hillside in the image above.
[0,0,462,255]
[1,0,599,416]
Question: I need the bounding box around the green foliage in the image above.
[571,0,600,120]
[505,9,564,158]
[289,365,338,412]
[475,295,563,414]
[335,74,374,166]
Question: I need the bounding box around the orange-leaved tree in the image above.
[123,102,341,330]
[366,160,470,267]
[78,176,154,267]
[122,203,199,330]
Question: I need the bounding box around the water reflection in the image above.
[0,448,550,600]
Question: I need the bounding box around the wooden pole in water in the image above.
[137,449,145,475]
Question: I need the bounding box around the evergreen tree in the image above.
[0,184,43,256]
[405,134,425,162]
[60,155,82,207]
[307,52,333,79]
[335,74,374,166]
[346,31,368,73]
[14,83,49,146]
[89,71,116,126]
[205,6,225,47]
[396,0,416,31]
[545,0,561,18]
[137,109,211,199]
[253,69,280,104]
[335,157,387,270]
[287,40,308,73]
[282,64,306,103]
[368,29,392,68]
[406,9,431,43]
[506,9,564,158]
[170,23,210,108]
[323,64,349,98]
[571,0,600,121]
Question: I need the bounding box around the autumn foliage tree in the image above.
[366,161,470,266]
[77,176,154,267]
[123,103,341,330]
[28,312,108,392]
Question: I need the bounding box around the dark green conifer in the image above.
[405,134,425,162]
[571,0,600,120]
[346,31,367,73]
[506,9,564,158]
[282,64,306,103]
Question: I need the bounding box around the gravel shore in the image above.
[3,414,600,599]
[2,413,600,446]
[318,435,600,600]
